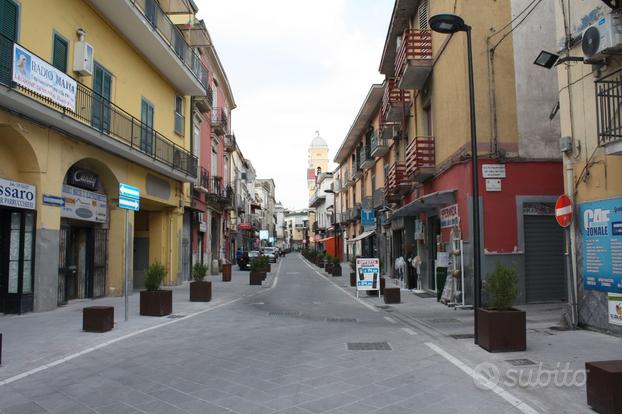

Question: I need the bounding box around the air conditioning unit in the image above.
[73,40,93,75]
[582,12,622,61]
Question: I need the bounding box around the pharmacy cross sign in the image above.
[555,194,573,228]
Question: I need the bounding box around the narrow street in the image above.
[1,254,519,414]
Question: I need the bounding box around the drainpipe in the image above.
[565,154,579,328]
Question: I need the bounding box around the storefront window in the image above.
[22,212,34,293]
[8,212,21,293]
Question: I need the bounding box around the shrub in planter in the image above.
[477,263,525,352]
[190,263,211,302]
[249,258,265,285]
[324,255,334,273]
[331,256,342,277]
[140,261,172,316]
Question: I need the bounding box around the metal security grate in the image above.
[326,318,357,323]
[596,69,622,146]
[347,342,392,351]
[506,359,537,367]
[449,334,474,340]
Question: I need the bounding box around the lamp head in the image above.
[429,13,467,34]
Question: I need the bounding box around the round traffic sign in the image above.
[555,195,573,228]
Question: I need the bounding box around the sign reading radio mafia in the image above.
[555,194,573,228]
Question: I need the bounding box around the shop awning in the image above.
[392,190,457,218]
[346,230,375,243]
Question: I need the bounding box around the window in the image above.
[175,96,184,135]
[140,98,155,155]
[192,114,201,158]
[52,33,68,73]
[91,63,112,132]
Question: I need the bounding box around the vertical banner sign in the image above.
[355,258,380,296]
[440,204,459,229]
[579,197,622,293]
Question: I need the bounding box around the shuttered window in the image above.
[175,95,184,135]
[52,34,68,73]
[418,0,429,30]
[0,0,18,41]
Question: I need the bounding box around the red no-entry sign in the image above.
[555,195,573,228]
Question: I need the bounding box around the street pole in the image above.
[124,208,129,321]
[466,26,482,344]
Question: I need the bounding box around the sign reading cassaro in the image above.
[580,197,622,293]
[13,44,76,111]
[0,177,36,210]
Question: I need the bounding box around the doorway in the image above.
[427,215,440,291]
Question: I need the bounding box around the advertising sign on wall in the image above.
[608,293,622,326]
[259,230,269,240]
[579,197,622,293]
[355,258,380,292]
[13,44,77,111]
[0,177,36,210]
[440,204,459,229]
[61,185,107,223]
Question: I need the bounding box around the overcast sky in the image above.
[197,0,394,210]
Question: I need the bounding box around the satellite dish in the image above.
[582,26,601,58]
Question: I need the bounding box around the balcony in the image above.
[87,0,208,96]
[224,134,236,152]
[360,144,374,170]
[342,169,352,190]
[370,131,390,158]
[0,36,197,181]
[372,189,385,209]
[309,190,326,208]
[596,69,622,155]
[195,84,213,113]
[385,163,410,202]
[211,108,228,136]
[380,120,401,142]
[406,136,435,182]
[381,79,412,123]
[333,179,342,193]
[395,30,433,90]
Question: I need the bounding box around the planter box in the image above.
[190,281,212,302]
[140,290,172,317]
[384,287,400,304]
[325,263,333,273]
[222,264,232,281]
[83,306,114,332]
[250,271,265,285]
[263,264,271,273]
[332,266,342,277]
[350,272,356,287]
[586,360,622,414]
[477,308,526,352]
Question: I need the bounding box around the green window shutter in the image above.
[0,0,18,41]
[52,35,68,73]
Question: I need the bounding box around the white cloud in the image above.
[196,0,393,209]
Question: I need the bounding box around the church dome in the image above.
[310,131,328,148]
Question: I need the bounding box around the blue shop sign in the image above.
[580,197,622,293]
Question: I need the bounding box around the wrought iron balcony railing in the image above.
[211,107,228,135]
[596,69,622,150]
[0,34,197,178]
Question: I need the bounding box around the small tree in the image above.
[250,258,262,272]
[192,263,208,282]
[486,263,519,310]
[144,261,167,291]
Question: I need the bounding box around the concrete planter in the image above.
[222,264,232,281]
[586,360,622,414]
[83,306,114,332]
[331,266,342,277]
[250,271,265,285]
[190,281,212,302]
[477,308,526,352]
[140,290,172,317]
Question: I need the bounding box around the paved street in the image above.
[0,254,595,414]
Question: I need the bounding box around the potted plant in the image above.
[261,255,271,273]
[249,258,265,285]
[331,256,342,277]
[477,263,526,352]
[349,256,358,287]
[190,263,211,302]
[140,261,172,316]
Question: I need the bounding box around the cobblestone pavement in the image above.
[0,255,598,413]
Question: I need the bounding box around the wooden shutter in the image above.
[52,35,68,73]
[0,0,18,41]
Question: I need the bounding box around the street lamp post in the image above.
[429,13,482,344]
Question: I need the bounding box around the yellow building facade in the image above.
[0,0,203,313]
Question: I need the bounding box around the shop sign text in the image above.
[440,204,459,229]
[61,185,107,223]
[355,258,380,291]
[0,177,36,210]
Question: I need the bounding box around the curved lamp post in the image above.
[429,13,482,344]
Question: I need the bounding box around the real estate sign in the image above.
[13,44,77,111]
[356,258,380,292]
[580,197,622,293]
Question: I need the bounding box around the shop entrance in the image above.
[427,215,441,291]
[57,224,107,305]
[0,208,35,314]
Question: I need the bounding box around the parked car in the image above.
[237,251,249,270]
[263,247,278,263]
